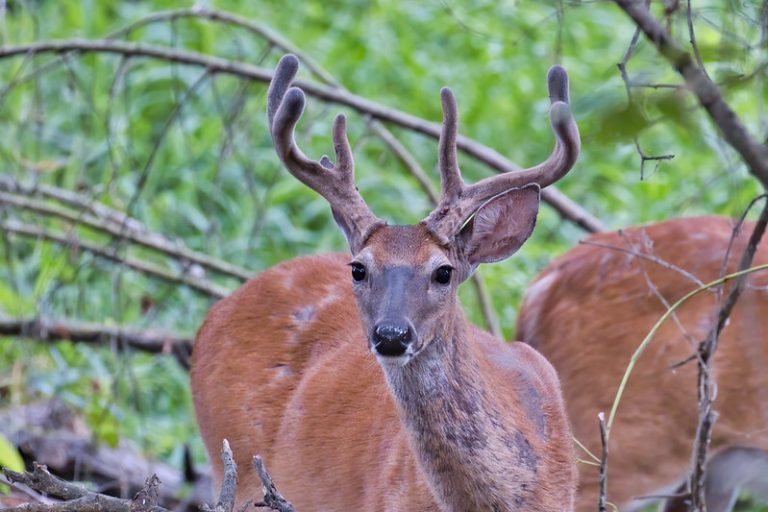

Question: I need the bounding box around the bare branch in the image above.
[2,463,167,512]
[0,190,252,281]
[0,38,605,233]
[597,412,609,512]
[0,176,145,233]
[201,440,240,512]
[253,456,295,512]
[0,318,192,368]
[0,220,230,299]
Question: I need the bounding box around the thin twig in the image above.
[597,412,609,512]
[253,456,295,512]
[686,0,709,78]
[1,463,167,512]
[579,239,705,287]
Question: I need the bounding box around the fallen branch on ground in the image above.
[1,441,295,512]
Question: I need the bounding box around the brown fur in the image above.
[192,226,576,510]
[516,216,768,512]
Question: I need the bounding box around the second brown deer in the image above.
[191,54,580,511]
[517,216,768,512]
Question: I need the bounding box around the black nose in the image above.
[372,322,413,357]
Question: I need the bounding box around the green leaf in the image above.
[0,433,24,494]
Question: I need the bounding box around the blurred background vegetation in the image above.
[0,0,766,510]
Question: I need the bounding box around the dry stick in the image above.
[613,0,768,189]
[0,317,193,369]
[0,39,606,234]
[689,199,768,510]
[0,220,229,299]
[616,3,675,180]
[1,441,248,511]
[597,412,609,512]
[1,463,168,512]
[253,456,295,512]
[580,239,705,287]
[0,191,251,281]
[201,440,240,512]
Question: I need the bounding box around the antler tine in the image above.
[466,65,580,200]
[424,66,580,241]
[267,54,299,130]
[438,87,464,199]
[266,54,381,252]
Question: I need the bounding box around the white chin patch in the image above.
[372,351,412,367]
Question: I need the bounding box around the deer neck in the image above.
[380,311,537,512]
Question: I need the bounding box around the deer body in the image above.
[517,216,768,512]
[192,55,581,511]
[193,251,574,511]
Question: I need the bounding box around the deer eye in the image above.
[350,262,367,282]
[434,265,453,285]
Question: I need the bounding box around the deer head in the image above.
[267,54,579,366]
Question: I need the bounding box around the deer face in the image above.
[348,225,456,365]
[348,182,541,365]
[266,55,579,366]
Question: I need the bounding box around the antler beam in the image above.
[267,55,383,251]
[424,65,580,241]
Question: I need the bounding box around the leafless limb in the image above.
[0,318,192,368]
[615,3,676,180]
[0,38,605,233]
[201,441,239,512]
[617,4,645,103]
[579,239,705,287]
[614,0,768,190]
[1,463,167,512]
[0,190,251,281]
[253,456,295,512]
[685,1,708,78]
[597,412,609,512]
[633,139,675,181]
[0,220,230,299]
[0,441,263,512]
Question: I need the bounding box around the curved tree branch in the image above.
[0,220,230,299]
[0,39,605,233]
[0,318,193,368]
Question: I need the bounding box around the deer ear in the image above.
[457,184,540,268]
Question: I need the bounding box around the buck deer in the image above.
[517,216,768,512]
[191,54,580,511]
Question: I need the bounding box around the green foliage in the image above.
[0,1,766,509]
[0,432,24,494]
